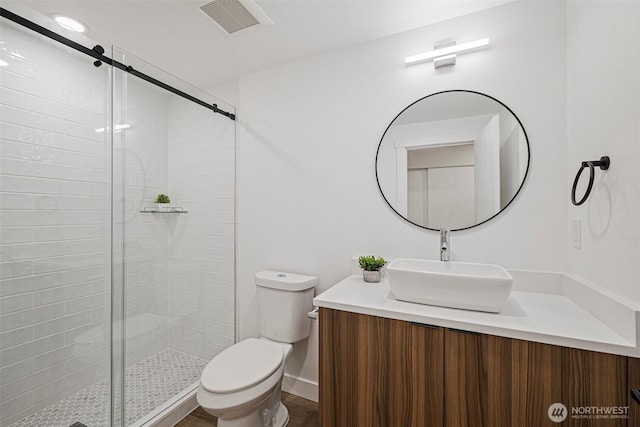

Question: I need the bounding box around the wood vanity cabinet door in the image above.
[394,321,444,426]
[444,329,486,427]
[561,347,627,427]
[319,308,444,427]
[444,329,562,427]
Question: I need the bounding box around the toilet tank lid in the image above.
[255,270,318,291]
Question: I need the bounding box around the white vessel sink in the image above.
[386,258,513,313]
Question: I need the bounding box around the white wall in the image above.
[236,1,567,397]
[566,1,640,305]
[207,79,240,112]
[0,21,110,425]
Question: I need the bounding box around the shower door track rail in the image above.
[0,7,236,121]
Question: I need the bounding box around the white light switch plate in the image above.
[571,219,581,249]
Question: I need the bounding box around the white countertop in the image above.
[314,273,640,358]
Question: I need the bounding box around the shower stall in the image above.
[0,4,236,426]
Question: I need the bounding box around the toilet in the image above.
[197,270,317,427]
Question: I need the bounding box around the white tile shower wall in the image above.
[236,1,568,399]
[167,96,235,361]
[566,2,640,305]
[118,76,170,367]
[0,22,110,425]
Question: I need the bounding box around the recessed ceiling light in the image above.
[51,14,88,33]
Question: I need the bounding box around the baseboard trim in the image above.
[282,374,318,403]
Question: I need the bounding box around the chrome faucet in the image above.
[440,229,450,262]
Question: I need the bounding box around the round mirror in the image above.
[376,90,530,231]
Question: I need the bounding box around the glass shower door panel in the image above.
[111,46,235,426]
[0,13,111,427]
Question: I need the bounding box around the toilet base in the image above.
[272,401,289,427]
[215,400,288,427]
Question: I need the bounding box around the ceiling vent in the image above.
[199,0,271,35]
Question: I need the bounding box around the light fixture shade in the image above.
[405,38,490,65]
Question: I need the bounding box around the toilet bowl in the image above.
[197,271,317,427]
[197,338,293,426]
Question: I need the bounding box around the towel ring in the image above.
[571,156,610,206]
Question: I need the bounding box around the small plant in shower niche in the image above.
[155,194,171,211]
[155,194,171,203]
[358,255,386,283]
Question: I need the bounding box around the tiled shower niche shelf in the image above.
[140,207,188,214]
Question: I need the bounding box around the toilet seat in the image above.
[201,338,284,394]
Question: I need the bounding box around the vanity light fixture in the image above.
[51,14,88,33]
[405,37,490,68]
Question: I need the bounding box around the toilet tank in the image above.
[255,271,317,343]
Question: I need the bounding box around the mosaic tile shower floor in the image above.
[11,349,207,427]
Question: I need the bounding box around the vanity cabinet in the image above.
[318,308,444,427]
[319,308,635,427]
[446,329,627,427]
[445,328,562,426]
[562,346,627,427]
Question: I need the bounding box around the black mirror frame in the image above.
[375,89,531,232]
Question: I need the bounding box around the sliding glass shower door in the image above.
[111,47,236,426]
[1,5,235,426]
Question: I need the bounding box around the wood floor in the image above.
[175,392,318,427]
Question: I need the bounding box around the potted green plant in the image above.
[358,255,386,283]
[155,194,171,211]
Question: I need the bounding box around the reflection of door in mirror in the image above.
[397,114,503,229]
[407,145,475,229]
